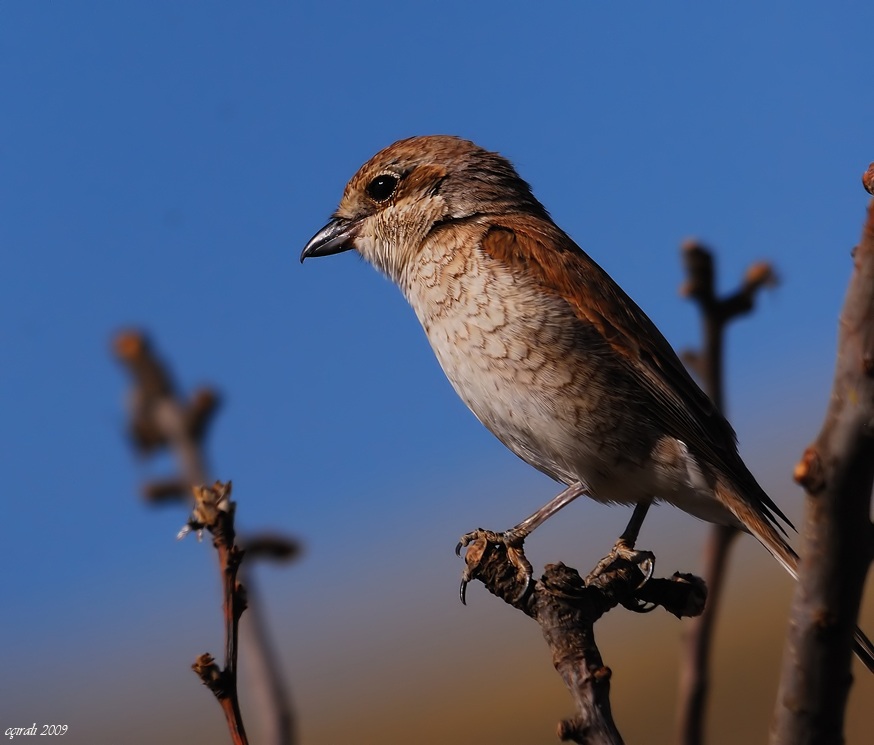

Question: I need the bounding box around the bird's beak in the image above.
[300,217,359,262]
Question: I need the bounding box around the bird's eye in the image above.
[365,173,399,203]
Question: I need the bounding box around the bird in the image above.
[300,135,873,670]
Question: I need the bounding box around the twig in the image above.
[184,481,249,745]
[462,535,706,744]
[676,242,777,745]
[114,330,299,745]
[770,195,874,744]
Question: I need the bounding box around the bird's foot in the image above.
[585,539,655,606]
[456,527,533,605]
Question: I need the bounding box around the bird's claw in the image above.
[454,532,474,557]
[456,528,533,605]
[585,539,656,591]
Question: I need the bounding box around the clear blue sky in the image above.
[2,3,873,743]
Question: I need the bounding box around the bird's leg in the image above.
[457,481,589,551]
[617,498,651,548]
[457,482,588,603]
[586,499,656,599]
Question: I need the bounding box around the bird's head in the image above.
[300,135,545,283]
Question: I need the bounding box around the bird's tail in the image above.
[715,480,874,674]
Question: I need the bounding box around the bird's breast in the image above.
[400,231,658,496]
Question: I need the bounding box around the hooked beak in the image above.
[300,217,359,262]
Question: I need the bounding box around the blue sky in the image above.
[2,3,873,743]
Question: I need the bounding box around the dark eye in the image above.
[365,173,399,203]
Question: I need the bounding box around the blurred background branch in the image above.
[114,330,300,745]
[676,242,777,745]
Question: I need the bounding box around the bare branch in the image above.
[184,481,250,745]
[462,535,706,744]
[114,330,299,745]
[771,197,874,744]
[676,241,777,745]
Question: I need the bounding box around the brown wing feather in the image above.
[479,217,791,529]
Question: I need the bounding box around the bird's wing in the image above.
[480,217,790,528]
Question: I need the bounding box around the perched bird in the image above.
[301,135,872,668]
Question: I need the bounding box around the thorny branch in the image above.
[462,534,706,744]
[676,242,777,745]
[770,192,874,744]
[114,330,299,745]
